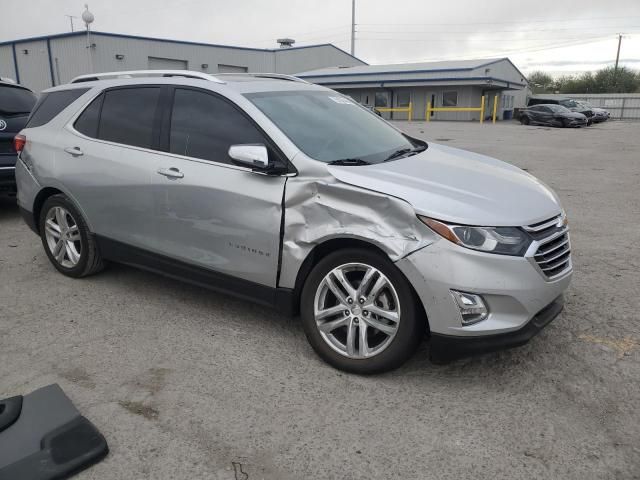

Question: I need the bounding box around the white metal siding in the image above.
[275,45,361,74]
[0,34,364,89]
[13,40,51,93]
[0,46,17,82]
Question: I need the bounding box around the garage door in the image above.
[148,57,188,70]
[217,64,248,73]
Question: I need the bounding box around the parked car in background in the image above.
[0,79,37,195]
[520,104,588,127]
[528,96,594,125]
[15,70,571,373]
[575,100,610,122]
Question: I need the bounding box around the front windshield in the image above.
[245,90,417,164]
[548,104,571,113]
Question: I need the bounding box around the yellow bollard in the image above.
[480,95,485,124]
[426,101,431,122]
[408,102,412,122]
[492,95,498,124]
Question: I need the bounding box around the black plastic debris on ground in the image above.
[0,384,108,480]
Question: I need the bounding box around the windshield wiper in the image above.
[384,146,427,162]
[328,158,372,166]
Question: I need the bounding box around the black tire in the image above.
[561,118,569,128]
[520,116,530,125]
[300,248,424,374]
[39,194,104,278]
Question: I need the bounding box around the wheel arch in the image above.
[31,186,93,235]
[31,187,65,234]
[290,237,429,332]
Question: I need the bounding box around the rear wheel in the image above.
[300,248,424,374]
[39,194,104,278]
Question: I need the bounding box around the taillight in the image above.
[13,134,26,153]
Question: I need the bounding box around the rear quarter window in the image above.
[26,88,89,128]
[0,84,37,115]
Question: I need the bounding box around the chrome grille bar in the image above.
[526,215,572,280]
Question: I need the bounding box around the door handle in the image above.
[157,167,184,179]
[64,146,83,157]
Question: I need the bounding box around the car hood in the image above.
[327,143,562,227]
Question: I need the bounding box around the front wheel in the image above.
[39,194,104,278]
[300,249,424,374]
[520,116,530,125]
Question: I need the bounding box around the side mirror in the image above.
[228,144,269,169]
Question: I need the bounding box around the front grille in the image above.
[524,215,572,279]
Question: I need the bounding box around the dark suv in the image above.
[527,96,594,125]
[0,80,37,194]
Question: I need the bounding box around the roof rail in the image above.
[69,70,225,84]
[214,73,309,83]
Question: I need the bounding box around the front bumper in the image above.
[429,295,564,363]
[396,238,572,356]
[566,118,587,127]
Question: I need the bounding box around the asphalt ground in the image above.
[1,119,638,479]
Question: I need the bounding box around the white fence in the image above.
[559,94,640,120]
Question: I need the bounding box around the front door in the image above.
[151,87,286,287]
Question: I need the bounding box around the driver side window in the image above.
[169,88,267,165]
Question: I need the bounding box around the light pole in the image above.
[350,0,356,56]
[82,4,95,73]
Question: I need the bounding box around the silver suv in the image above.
[15,70,572,373]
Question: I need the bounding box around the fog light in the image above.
[450,290,489,326]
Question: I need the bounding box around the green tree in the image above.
[528,71,554,93]
[528,67,640,94]
[592,66,638,93]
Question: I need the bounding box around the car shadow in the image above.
[0,195,20,221]
[90,260,556,383]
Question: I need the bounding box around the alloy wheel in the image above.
[313,262,401,359]
[44,206,82,268]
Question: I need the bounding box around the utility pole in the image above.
[351,0,356,56]
[614,34,622,72]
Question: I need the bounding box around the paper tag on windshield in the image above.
[329,96,354,105]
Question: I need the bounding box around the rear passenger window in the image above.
[0,84,36,115]
[98,87,160,149]
[74,93,103,138]
[26,89,88,128]
[169,88,265,164]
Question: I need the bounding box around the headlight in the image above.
[418,216,531,256]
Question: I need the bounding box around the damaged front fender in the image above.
[278,171,436,289]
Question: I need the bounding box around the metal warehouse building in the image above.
[0,31,365,93]
[297,58,529,121]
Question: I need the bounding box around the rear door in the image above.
[151,87,287,287]
[62,86,161,248]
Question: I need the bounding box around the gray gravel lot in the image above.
[1,120,639,479]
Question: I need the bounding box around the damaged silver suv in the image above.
[15,70,572,373]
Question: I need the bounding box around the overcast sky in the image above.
[2,0,639,75]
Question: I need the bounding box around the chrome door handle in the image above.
[64,146,83,157]
[157,167,184,179]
